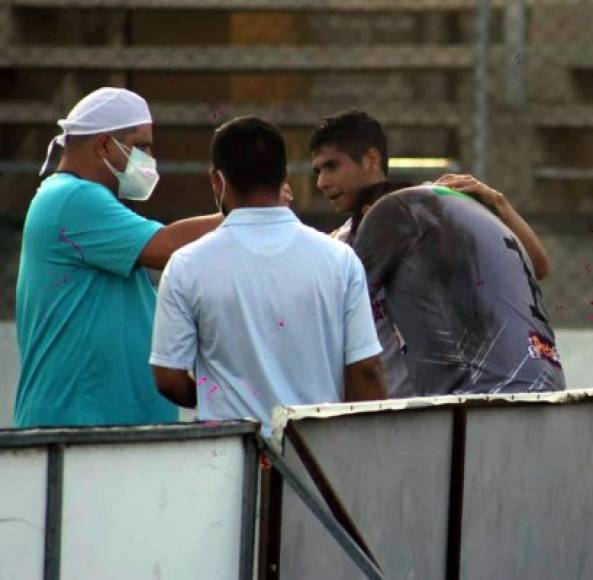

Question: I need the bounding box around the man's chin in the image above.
[334,201,355,214]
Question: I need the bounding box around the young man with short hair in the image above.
[150,116,386,433]
[310,110,565,395]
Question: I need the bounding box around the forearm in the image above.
[164,213,224,250]
[433,174,550,280]
[344,357,387,402]
[159,382,196,408]
[493,196,550,280]
[139,213,224,270]
[153,367,197,408]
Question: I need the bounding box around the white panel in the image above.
[280,411,452,580]
[0,321,19,428]
[555,329,593,389]
[61,438,245,580]
[0,448,47,580]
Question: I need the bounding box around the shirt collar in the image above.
[221,207,299,227]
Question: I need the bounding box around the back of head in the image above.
[211,116,287,196]
[309,109,388,176]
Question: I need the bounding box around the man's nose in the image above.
[317,172,330,192]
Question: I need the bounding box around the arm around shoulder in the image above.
[138,213,224,270]
[434,174,550,279]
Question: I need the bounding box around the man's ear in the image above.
[92,134,112,160]
[362,147,383,173]
[209,167,221,194]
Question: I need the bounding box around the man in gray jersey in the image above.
[310,110,565,395]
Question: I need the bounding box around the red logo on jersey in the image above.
[527,332,561,368]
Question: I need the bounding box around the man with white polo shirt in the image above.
[150,116,386,433]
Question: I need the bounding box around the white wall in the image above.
[555,329,593,389]
[0,321,18,427]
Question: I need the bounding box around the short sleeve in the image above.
[353,193,421,297]
[59,181,163,278]
[150,254,198,371]
[343,250,383,365]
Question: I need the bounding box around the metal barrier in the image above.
[271,390,593,579]
[3,392,593,579]
[0,422,259,580]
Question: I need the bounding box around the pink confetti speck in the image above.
[278,318,285,327]
[197,376,208,385]
[249,386,262,399]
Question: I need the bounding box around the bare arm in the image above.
[152,366,197,408]
[344,355,387,402]
[138,213,224,270]
[434,174,550,280]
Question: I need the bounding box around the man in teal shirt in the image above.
[15,87,222,427]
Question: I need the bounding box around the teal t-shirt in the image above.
[14,173,178,427]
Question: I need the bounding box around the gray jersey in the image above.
[353,185,566,395]
[332,218,414,397]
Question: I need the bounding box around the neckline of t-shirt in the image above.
[54,170,83,180]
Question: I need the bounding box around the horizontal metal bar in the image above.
[0,45,474,71]
[0,159,459,176]
[11,0,506,11]
[0,159,213,174]
[530,105,593,128]
[534,167,593,180]
[0,101,465,128]
[0,420,259,448]
[8,101,593,132]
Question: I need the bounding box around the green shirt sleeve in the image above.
[58,180,163,278]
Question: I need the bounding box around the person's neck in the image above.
[347,176,390,243]
[57,159,111,190]
[232,192,281,210]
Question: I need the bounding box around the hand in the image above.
[279,182,294,207]
[434,173,505,212]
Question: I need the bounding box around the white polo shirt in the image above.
[150,207,382,432]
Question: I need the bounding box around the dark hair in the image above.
[309,109,388,175]
[211,116,287,196]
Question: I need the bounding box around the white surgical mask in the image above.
[103,138,159,201]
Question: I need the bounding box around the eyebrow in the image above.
[315,159,338,172]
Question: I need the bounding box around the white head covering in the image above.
[40,87,152,176]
